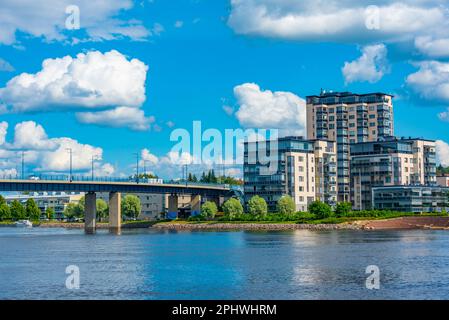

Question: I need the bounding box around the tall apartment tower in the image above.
[306,91,394,202]
[350,137,437,210]
[243,136,337,212]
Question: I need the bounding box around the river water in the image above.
[0,227,449,300]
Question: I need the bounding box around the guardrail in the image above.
[0,175,233,189]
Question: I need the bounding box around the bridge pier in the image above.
[191,195,201,216]
[168,195,178,220]
[85,192,96,234]
[109,192,121,234]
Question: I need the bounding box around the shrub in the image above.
[308,201,333,219]
[335,202,352,217]
[222,198,243,220]
[248,196,268,217]
[201,201,218,218]
[277,195,296,215]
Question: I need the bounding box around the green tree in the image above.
[64,202,84,219]
[248,195,268,217]
[25,198,41,220]
[0,202,11,220]
[96,199,108,222]
[277,195,296,215]
[10,200,26,220]
[222,198,243,219]
[0,195,6,206]
[45,207,55,220]
[121,195,141,219]
[309,201,333,219]
[201,201,218,218]
[335,202,352,217]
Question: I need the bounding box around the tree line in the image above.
[187,170,243,186]
[0,194,143,221]
[0,195,53,221]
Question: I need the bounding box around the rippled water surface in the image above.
[1,227,449,300]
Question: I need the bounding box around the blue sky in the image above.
[1,0,449,178]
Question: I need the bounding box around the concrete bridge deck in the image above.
[0,179,235,234]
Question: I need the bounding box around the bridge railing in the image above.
[0,175,233,189]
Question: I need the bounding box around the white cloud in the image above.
[0,121,111,174]
[0,50,148,113]
[406,61,449,104]
[0,122,7,145]
[93,163,115,177]
[436,140,449,167]
[76,106,155,131]
[415,36,449,58]
[0,168,17,177]
[12,121,57,150]
[0,0,151,45]
[174,20,184,28]
[342,44,389,84]
[228,1,449,46]
[141,148,159,166]
[0,58,14,72]
[222,105,234,116]
[438,108,449,123]
[233,83,306,136]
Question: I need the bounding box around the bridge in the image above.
[0,178,237,234]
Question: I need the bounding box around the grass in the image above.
[155,211,449,225]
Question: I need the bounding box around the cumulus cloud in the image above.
[0,50,148,113]
[228,0,449,45]
[436,140,449,167]
[12,121,56,150]
[406,61,449,104]
[415,36,449,58]
[233,83,306,136]
[0,0,151,45]
[76,106,155,131]
[0,120,113,174]
[342,44,389,84]
[0,122,7,145]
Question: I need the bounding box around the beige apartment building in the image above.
[244,136,337,212]
[306,91,394,202]
[350,137,437,210]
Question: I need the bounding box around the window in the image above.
[298,166,304,172]
[369,122,376,127]
[369,114,376,119]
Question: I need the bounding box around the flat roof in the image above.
[306,91,394,99]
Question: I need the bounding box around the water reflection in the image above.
[1,228,449,299]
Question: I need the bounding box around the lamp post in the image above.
[133,152,140,183]
[66,148,73,182]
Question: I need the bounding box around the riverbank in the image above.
[3,216,449,231]
[153,216,449,231]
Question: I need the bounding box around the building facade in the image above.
[244,136,337,212]
[4,192,84,219]
[97,192,165,220]
[372,186,449,213]
[306,91,394,202]
[437,175,449,187]
[350,137,437,210]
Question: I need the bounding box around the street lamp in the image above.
[66,148,73,182]
[91,154,99,181]
[133,152,140,183]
